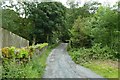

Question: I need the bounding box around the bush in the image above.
[35,43,48,49]
[69,17,93,48]
[69,43,118,64]
[2,43,48,60]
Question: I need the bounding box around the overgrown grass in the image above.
[37,46,52,77]
[82,60,118,78]
[39,47,51,67]
[2,57,44,78]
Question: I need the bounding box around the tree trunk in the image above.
[47,34,49,43]
[32,34,36,45]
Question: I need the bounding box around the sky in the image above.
[58,0,118,7]
[2,0,118,18]
[59,0,118,4]
[3,0,118,7]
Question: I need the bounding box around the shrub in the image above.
[2,47,9,58]
[69,43,118,64]
[2,43,48,59]
[35,43,48,49]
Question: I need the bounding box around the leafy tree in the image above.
[23,2,67,44]
[66,0,101,30]
[70,16,92,48]
[69,4,119,54]
[93,6,119,50]
[2,1,67,44]
[2,9,32,41]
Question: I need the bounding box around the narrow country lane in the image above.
[43,43,103,78]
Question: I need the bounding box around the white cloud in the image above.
[59,0,118,7]
[93,0,118,6]
[2,0,118,8]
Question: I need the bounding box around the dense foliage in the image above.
[69,43,118,64]
[2,9,33,41]
[2,0,119,63]
[68,2,119,63]
[2,43,49,78]
[2,2,67,44]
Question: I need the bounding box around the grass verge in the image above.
[38,46,52,77]
[82,60,118,78]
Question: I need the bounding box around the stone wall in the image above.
[0,27,29,51]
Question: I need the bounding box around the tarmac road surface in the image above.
[43,43,103,78]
